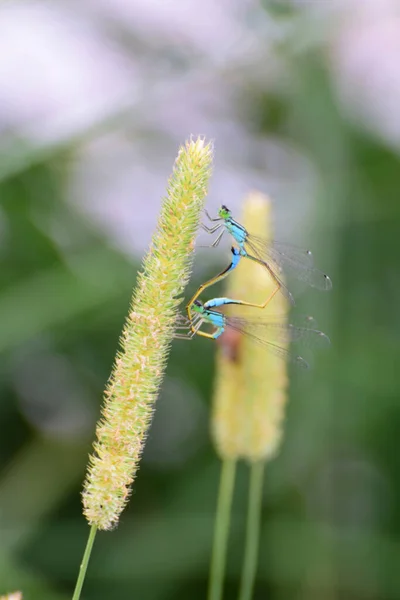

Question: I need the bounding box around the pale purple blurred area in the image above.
[0,0,399,255]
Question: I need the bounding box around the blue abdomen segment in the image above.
[212,328,224,339]
[201,308,225,339]
[202,307,225,324]
[225,218,247,248]
[229,247,241,269]
[204,297,244,309]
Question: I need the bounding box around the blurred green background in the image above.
[1,1,400,599]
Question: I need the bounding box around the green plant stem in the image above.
[238,461,264,600]
[208,458,237,600]
[72,524,97,600]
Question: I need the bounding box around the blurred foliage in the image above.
[1,13,400,600]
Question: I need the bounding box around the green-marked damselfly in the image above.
[176,297,330,369]
[201,205,332,305]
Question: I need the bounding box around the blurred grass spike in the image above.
[82,137,213,531]
[212,192,290,462]
[208,193,290,600]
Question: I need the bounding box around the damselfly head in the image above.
[193,300,205,313]
[219,205,231,219]
[231,246,240,256]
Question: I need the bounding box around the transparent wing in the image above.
[223,316,329,369]
[223,319,310,368]
[226,315,330,348]
[245,236,332,295]
[174,312,330,368]
[264,241,315,267]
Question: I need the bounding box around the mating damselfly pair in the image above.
[175,204,332,368]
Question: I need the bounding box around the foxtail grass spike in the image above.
[82,137,213,530]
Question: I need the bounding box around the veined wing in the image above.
[243,237,295,305]
[245,236,332,293]
[223,317,328,369]
[225,315,330,348]
[263,240,315,267]
[222,320,309,368]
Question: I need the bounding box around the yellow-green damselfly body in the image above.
[186,246,279,331]
[176,297,330,369]
[202,205,332,305]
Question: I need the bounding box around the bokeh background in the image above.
[1,0,400,598]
